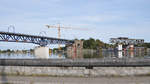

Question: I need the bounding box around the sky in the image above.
[0,0,150,50]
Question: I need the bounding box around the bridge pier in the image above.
[67,40,83,58]
[118,44,123,51]
[34,46,49,59]
[129,45,134,51]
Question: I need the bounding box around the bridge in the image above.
[110,37,144,51]
[0,31,75,58]
[0,31,74,46]
[110,37,144,45]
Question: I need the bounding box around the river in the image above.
[0,49,150,59]
[0,49,150,84]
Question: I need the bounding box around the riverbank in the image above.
[1,66,150,77]
[0,76,150,84]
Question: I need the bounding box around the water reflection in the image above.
[118,51,123,58]
[0,52,35,59]
[67,49,150,59]
[0,49,150,59]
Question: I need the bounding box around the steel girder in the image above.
[110,38,144,45]
[0,31,73,46]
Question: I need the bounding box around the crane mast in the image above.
[46,23,85,50]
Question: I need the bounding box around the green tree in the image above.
[83,38,111,49]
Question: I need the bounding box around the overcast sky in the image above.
[0,0,150,50]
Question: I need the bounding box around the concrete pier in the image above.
[118,44,122,51]
[34,46,49,59]
[67,40,83,58]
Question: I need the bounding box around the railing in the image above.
[0,58,150,69]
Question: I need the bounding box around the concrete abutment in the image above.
[34,46,49,59]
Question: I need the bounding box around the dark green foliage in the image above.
[140,43,150,48]
[83,38,111,49]
[134,43,150,48]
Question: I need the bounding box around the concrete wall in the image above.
[1,66,150,77]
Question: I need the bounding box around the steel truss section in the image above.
[0,31,73,46]
[110,37,144,45]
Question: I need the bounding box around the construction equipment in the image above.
[46,23,85,50]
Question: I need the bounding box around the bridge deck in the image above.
[0,31,68,40]
[0,58,150,68]
[0,31,73,46]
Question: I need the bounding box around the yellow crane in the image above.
[46,23,85,50]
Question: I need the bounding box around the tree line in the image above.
[82,38,150,49]
[81,38,113,49]
[55,38,150,50]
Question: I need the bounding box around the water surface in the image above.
[0,49,150,59]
